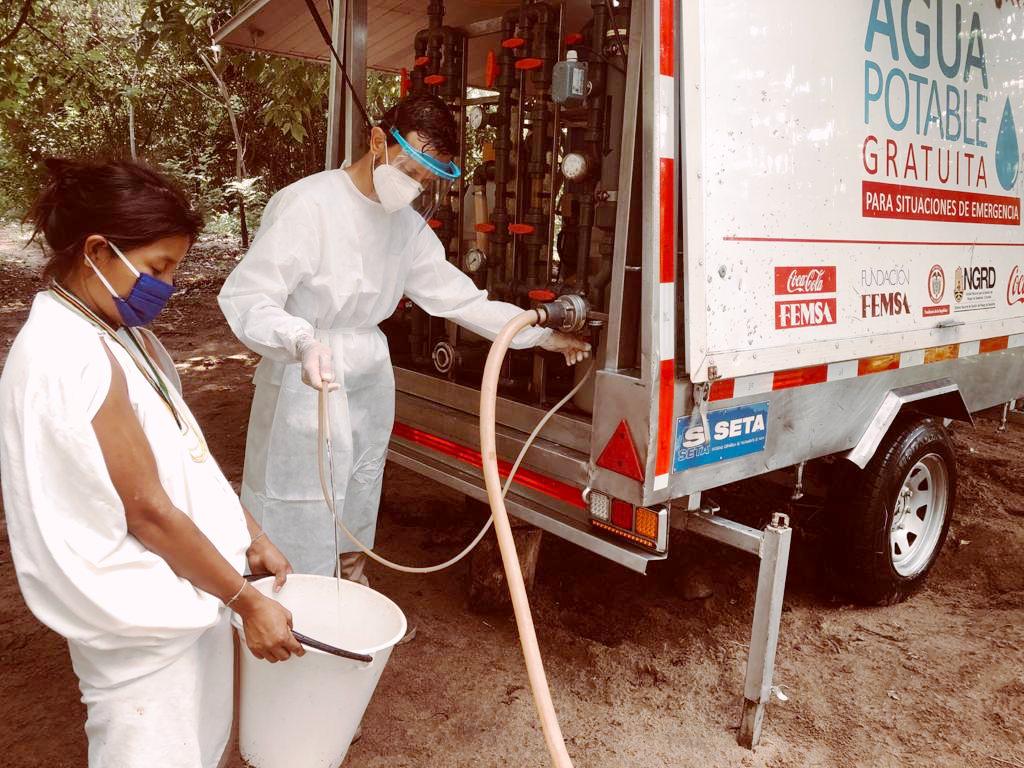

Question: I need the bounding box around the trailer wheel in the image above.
[834,415,956,605]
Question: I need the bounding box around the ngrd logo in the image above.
[955,265,997,302]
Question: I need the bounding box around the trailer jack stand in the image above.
[683,505,792,749]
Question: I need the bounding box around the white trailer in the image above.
[216,0,1024,748]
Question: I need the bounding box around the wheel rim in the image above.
[889,453,948,578]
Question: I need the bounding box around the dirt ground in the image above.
[0,222,1022,768]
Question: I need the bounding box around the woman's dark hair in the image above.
[26,158,204,281]
[377,93,459,157]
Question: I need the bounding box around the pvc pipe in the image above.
[479,308,574,768]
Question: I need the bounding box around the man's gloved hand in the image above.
[540,332,592,366]
[295,336,340,392]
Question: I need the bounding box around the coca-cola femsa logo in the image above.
[1009,265,1024,305]
[774,266,837,295]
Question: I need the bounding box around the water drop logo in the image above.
[995,98,1020,192]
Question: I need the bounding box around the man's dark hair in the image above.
[377,93,458,158]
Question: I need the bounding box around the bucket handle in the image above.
[291,631,373,664]
[244,573,374,664]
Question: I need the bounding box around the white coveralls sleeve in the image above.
[403,224,553,349]
[217,190,321,363]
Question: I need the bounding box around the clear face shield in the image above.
[373,127,461,223]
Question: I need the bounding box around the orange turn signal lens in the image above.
[634,507,659,539]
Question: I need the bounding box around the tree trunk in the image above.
[126,98,137,161]
[199,52,249,248]
[237,194,249,248]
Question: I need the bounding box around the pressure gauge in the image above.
[468,105,486,130]
[561,152,590,181]
[463,247,487,274]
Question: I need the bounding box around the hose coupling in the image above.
[538,294,590,333]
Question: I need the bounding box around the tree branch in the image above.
[0,0,33,51]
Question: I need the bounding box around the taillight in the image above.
[610,499,633,529]
[587,491,668,553]
[589,491,611,522]
[634,506,659,539]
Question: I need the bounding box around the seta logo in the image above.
[776,299,837,329]
[862,292,911,318]
[928,264,946,304]
[774,266,837,295]
[1008,265,1024,305]
[681,411,767,450]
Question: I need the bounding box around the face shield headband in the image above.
[387,127,461,181]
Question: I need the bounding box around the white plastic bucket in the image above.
[232,574,407,768]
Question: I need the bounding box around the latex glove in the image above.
[540,332,592,366]
[295,335,340,392]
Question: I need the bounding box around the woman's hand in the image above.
[247,534,293,593]
[233,584,305,663]
[540,332,592,366]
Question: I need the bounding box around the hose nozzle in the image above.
[538,294,589,333]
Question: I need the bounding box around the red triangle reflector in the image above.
[596,420,644,482]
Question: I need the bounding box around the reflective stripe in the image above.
[659,0,674,76]
[705,334,1022,401]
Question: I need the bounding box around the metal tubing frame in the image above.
[682,507,792,749]
[639,0,671,392]
[325,0,367,170]
[602,0,642,372]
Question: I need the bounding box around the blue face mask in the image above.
[86,241,175,327]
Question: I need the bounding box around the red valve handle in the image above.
[424,74,446,86]
[414,56,430,67]
[509,223,535,235]
[529,289,557,302]
[485,50,498,89]
[474,223,497,233]
[565,32,584,45]
[427,218,443,229]
[515,58,543,71]
[502,37,526,49]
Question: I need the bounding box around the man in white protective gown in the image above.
[219,93,591,580]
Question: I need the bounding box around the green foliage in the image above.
[0,0,406,235]
[366,70,401,118]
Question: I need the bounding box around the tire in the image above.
[833,414,957,605]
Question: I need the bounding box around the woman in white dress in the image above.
[0,158,304,768]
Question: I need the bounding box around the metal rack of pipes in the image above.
[386,0,632,409]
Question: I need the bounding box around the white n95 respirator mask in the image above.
[372,142,423,213]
